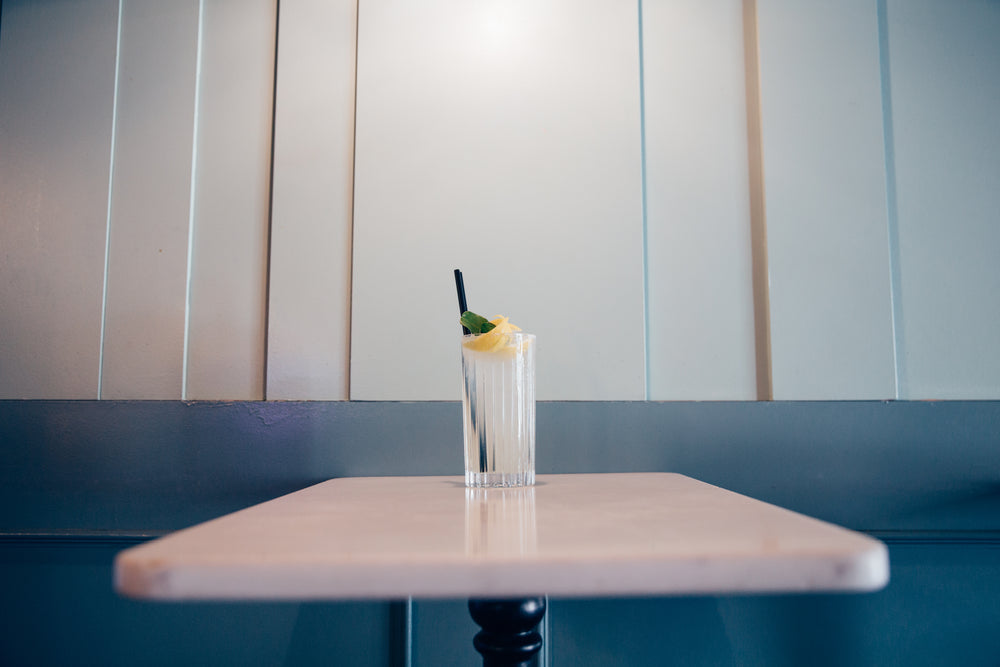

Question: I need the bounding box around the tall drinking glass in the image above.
[461,331,536,487]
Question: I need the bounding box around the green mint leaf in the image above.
[481,321,495,333]
[460,311,491,334]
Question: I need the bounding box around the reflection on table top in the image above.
[114,473,889,601]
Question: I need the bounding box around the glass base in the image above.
[466,470,535,488]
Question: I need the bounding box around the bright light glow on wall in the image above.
[480,5,513,46]
[471,1,530,61]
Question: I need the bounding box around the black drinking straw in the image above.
[455,268,486,473]
[454,269,470,334]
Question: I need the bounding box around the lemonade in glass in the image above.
[460,314,535,488]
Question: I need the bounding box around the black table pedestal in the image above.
[468,597,546,667]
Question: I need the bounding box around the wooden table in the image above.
[115,474,889,664]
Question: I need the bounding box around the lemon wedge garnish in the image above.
[463,315,522,353]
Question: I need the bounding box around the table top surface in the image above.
[115,473,889,600]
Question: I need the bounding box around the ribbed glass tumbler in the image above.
[460,332,536,488]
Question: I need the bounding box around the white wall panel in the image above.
[756,0,896,399]
[0,0,118,398]
[885,0,1000,399]
[351,0,645,400]
[266,0,357,400]
[643,0,758,400]
[185,0,276,399]
[100,1,201,398]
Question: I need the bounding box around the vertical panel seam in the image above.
[99,0,125,400]
[405,597,413,667]
[637,0,650,401]
[263,0,281,400]
[877,0,904,399]
[182,0,206,400]
[743,0,773,400]
[542,594,550,667]
[347,0,360,400]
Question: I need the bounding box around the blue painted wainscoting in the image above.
[1,401,998,666]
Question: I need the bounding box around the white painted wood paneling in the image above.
[100,1,201,398]
[351,0,645,400]
[266,0,357,400]
[184,0,276,399]
[0,0,119,398]
[756,0,896,399]
[642,0,758,400]
[885,0,1000,399]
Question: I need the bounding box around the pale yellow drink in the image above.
[461,328,535,488]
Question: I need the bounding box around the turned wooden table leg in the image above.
[468,597,546,667]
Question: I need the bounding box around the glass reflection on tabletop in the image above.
[465,486,537,557]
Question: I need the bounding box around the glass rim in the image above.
[461,331,534,340]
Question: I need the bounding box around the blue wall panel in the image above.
[551,543,1000,666]
[2,400,998,665]
[0,542,394,667]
